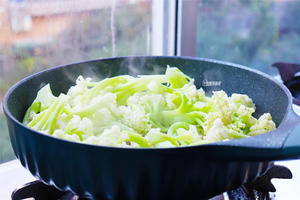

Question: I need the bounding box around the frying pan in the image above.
[3,56,300,200]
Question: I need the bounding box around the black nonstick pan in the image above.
[3,56,300,200]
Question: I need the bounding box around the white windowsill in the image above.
[0,160,36,199]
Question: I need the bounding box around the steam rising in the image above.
[110,0,116,57]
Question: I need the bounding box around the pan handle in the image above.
[272,62,300,82]
[281,108,300,158]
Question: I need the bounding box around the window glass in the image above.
[0,0,152,163]
[192,0,300,75]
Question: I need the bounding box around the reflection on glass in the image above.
[0,0,152,163]
[195,0,300,75]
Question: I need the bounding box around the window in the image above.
[0,0,162,164]
[180,0,300,75]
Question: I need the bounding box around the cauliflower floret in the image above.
[62,115,94,140]
[174,125,203,145]
[180,80,198,101]
[119,94,152,134]
[209,91,233,125]
[53,129,81,142]
[197,88,208,101]
[204,118,246,142]
[232,104,257,128]
[83,125,128,146]
[248,113,276,136]
[205,112,219,131]
[145,128,163,141]
[92,108,115,124]
[204,118,227,142]
[145,128,177,146]
[119,105,152,135]
[89,93,116,108]
[230,93,255,108]
[176,125,199,138]
[236,104,255,117]
[56,113,69,129]
[67,76,91,107]
[67,76,89,97]
[79,117,94,138]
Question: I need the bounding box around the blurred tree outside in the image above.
[196,0,300,75]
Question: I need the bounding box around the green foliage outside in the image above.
[196,0,300,75]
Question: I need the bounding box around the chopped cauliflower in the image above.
[23,66,276,148]
[53,129,81,142]
[248,113,276,136]
[83,125,129,146]
[204,118,227,142]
